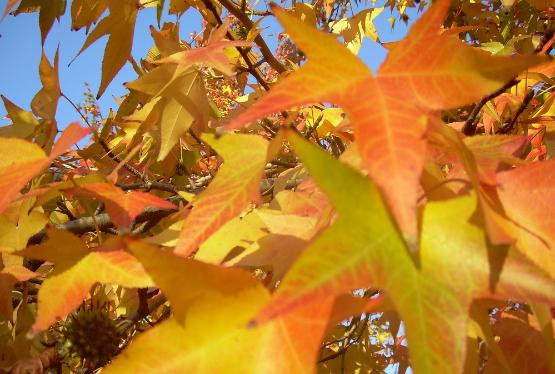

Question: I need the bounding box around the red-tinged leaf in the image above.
[235,234,307,285]
[271,183,331,217]
[69,182,177,229]
[0,141,47,215]
[175,133,269,257]
[225,1,545,250]
[430,124,517,246]
[0,123,89,214]
[49,122,91,158]
[484,311,555,374]
[155,20,251,76]
[497,159,555,266]
[16,233,153,333]
[104,240,333,373]
[253,133,555,373]
[464,135,528,185]
[326,292,384,329]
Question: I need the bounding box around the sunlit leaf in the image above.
[69,182,176,229]
[105,240,333,373]
[16,232,153,333]
[74,0,138,98]
[175,133,270,257]
[225,1,545,249]
[253,132,555,373]
[0,123,90,214]
[156,20,251,76]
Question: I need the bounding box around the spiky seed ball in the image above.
[61,302,123,371]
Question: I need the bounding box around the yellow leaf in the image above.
[226,1,545,249]
[0,96,39,139]
[330,8,383,54]
[16,234,153,333]
[104,240,333,373]
[74,0,138,98]
[31,49,60,121]
[175,133,270,257]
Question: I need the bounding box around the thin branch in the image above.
[499,89,535,134]
[461,79,518,136]
[26,203,179,247]
[461,30,554,136]
[269,159,297,168]
[200,0,271,90]
[217,0,286,74]
[136,288,150,321]
[61,92,147,181]
[25,176,300,251]
[127,293,167,323]
[98,140,146,180]
[318,314,370,364]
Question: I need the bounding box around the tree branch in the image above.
[461,79,518,136]
[26,176,301,251]
[216,0,286,74]
[200,0,272,90]
[461,30,553,136]
[61,92,148,180]
[499,89,536,134]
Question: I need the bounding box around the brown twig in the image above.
[217,0,286,74]
[127,293,168,324]
[200,0,271,90]
[136,288,150,321]
[318,314,370,364]
[499,89,536,134]
[461,79,518,136]
[61,92,148,181]
[461,30,554,136]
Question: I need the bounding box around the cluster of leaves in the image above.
[1,0,555,372]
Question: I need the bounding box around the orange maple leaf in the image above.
[225,0,544,249]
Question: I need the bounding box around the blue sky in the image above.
[0,0,420,130]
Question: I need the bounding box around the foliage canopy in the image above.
[1,0,555,372]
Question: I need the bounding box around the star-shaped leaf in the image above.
[125,65,209,160]
[252,132,555,373]
[225,0,545,249]
[155,20,251,76]
[74,0,138,98]
[104,240,334,373]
